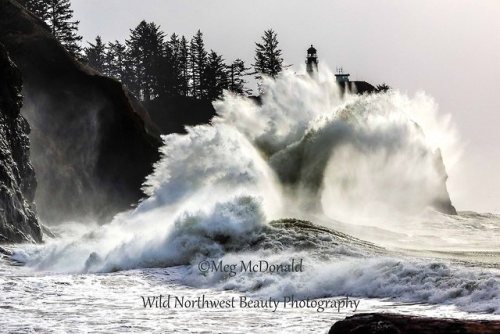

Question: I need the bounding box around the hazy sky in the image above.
[72,0,500,212]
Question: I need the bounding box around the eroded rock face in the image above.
[433,149,457,215]
[0,0,161,223]
[0,43,41,243]
[329,313,500,334]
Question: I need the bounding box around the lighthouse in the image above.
[306,45,318,76]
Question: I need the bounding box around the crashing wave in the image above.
[13,67,498,315]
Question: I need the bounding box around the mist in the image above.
[24,66,459,272]
[72,0,500,213]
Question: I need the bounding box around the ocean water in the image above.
[1,68,499,333]
[1,213,499,333]
[0,264,495,334]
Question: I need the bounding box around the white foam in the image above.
[19,67,496,316]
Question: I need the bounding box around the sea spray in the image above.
[15,67,496,317]
[215,70,459,223]
[27,67,458,270]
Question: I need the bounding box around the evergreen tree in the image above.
[126,21,165,101]
[84,36,106,73]
[178,36,190,96]
[203,50,228,101]
[376,83,391,92]
[46,0,83,58]
[189,30,208,99]
[169,33,192,97]
[227,59,251,95]
[253,29,283,79]
[126,21,147,98]
[103,41,117,78]
[158,33,182,97]
[105,41,129,84]
[23,0,49,21]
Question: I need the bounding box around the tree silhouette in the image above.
[105,40,129,82]
[376,83,391,92]
[76,20,249,101]
[23,0,49,21]
[189,30,208,99]
[84,36,106,73]
[228,59,251,95]
[23,2,251,101]
[178,36,190,96]
[126,21,165,101]
[156,34,190,97]
[46,0,82,58]
[203,50,228,100]
[253,29,284,79]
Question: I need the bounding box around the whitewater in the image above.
[1,67,499,333]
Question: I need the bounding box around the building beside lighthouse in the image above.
[335,67,350,83]
[304,44,376,94]
[306,45,318,75]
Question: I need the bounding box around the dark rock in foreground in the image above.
[0,43,41,243]
[0,0,162,223]
[329,313,500,334]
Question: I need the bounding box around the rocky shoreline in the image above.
[329,313,500,334]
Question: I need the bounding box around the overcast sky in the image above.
[72,0,500,212]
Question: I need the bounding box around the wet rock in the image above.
[329,313,500,334]
[0,42,41,243]
[433,149,457,215]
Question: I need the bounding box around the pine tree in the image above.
[105,41,129,83]
[376,83,391,92]
[23,0,49,21]
[46,0,83,58]
[253,29,284,79]
[189,30,208,99]
[203,50,228,101]
[126,23,145,98]
[126,21,165,101]
[227,59,251,95]
[84,36,106,73]
[159,33,182,97]
[169,33,191,97]
[178,36,190,96]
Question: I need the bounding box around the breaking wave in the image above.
[13,67,500,314]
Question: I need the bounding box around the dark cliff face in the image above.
[433,149,457,215]
[0,43,41,243]
[329,313,500,334]
[0,0,162,223]
[143,96,216,135]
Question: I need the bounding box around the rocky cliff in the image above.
[143,96,216,134]
[0,43,41,243]
[433,149,457,214]
[0,0,162,223]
